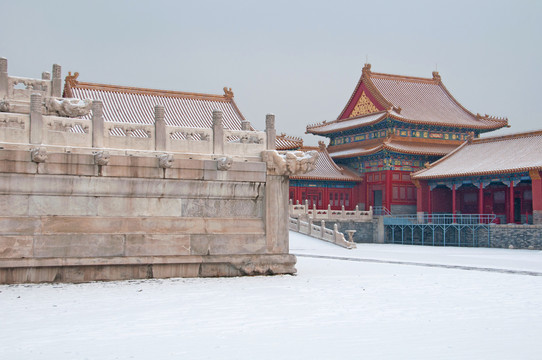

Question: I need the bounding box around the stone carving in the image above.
[47,120,89,133]
[94,151,110,166]
[47,98,92,117]
[10,78,47,92]
[124,127,151,138]
[176,131,210,141]
[238,134,263,144]
[0,100,10,112]
[262,150,319,176]
[158,153,174,168]
[31,147,47,163]
[217,156,233,171]
[0,117,25,129]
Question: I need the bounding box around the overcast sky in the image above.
[2,0,541,145]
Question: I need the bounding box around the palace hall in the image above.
[411,130,542,225]
[306,64,508,214]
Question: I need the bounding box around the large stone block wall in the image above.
[0,58,323,284]
[0,148,296,283]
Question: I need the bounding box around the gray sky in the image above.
[2,0,541,145]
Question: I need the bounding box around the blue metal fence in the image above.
[384,213,496,247]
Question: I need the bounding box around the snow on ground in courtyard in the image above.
[1,232,542,360]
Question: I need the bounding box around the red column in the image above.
[385,170,392,212]
[530,170,542,224]
[427,185,432,215]
[452,184,457,222]
[531,170,542,210]
[478,183,484,214]
[508,181,515,223]
[365,178,370,211]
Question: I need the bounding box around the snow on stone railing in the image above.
[167,126,213,154]
[0,58,276,159]
[44,115,92,147]
[289,200,373,221]
[7,76,52,100]
[223,129,266,157]
[289,217,356,249]
[1,59,61,101]
[0,92,272,158]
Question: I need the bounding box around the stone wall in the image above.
[322,219,381,243]
[0,147,302,283]
[489,224,542,250]
[0,58,319,284]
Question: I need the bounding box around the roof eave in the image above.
[306,111,389,135]
[413,166,542,180]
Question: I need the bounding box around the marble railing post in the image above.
[321,220,325,238]
[92,100,104,148]
[52,64,62,97]
[0,57,7,99]
[30,93,43,144]
[333,224,340,242]
[212,110,224,155]
[266,113,276,150]
[154,104,166,151]
[241,120,251,131]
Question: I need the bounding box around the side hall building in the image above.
[307,64,508,214]
[411,130,542,225]
[289,142,362,210]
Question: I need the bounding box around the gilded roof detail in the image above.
[349,91,379,118]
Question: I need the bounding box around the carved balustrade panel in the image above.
[167,126,213,154]
[224,129,267,156]
[8,76,51,100]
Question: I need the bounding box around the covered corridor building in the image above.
[411,130,542,224]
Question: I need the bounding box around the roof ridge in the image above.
[359,64,394,112]
[369,71,440,84]
[318,141,349,173]
[74,81,231,101]
[474,129,542,143]
[63,71,232,102]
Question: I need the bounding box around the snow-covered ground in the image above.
[1,232,542,360]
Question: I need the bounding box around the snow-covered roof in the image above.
[291,143,361,182]
[63,72,246,130]
[308,64,508,135]
[329,137,459,159]
[275,133,303,150]
[307,112,388,135]
[412,130,542,179]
